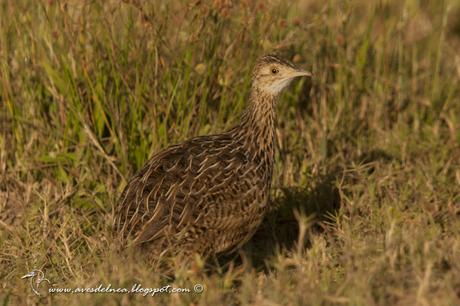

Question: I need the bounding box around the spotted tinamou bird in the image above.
[114,54,311,260]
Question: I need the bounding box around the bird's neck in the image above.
[236,87,277,159]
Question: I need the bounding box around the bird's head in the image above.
[251,54,312,96]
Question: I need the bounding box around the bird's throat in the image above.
[237,88,277,161]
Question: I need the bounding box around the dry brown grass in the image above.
[1,0,460,305]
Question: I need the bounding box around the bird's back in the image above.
[115,129,271,256]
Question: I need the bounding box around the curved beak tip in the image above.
[291,69,312,78]
[299,70,313,77]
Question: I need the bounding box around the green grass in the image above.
[1,0,460,305]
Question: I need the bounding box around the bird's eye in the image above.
[271,67,279,74]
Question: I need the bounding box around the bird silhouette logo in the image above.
[21,269,51,296]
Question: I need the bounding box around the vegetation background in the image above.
[1,0,459,305]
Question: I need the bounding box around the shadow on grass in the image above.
[211,169,340,273]
[248,171,341,270]
[212,149,399,272]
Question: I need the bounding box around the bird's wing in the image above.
[115,134,252,247]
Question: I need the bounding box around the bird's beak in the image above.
[289,69,312,78]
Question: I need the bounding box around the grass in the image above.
[1,0,460,305]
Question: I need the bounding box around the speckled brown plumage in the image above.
[114,54,311,259]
